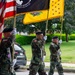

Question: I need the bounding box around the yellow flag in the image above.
[49,0,64,19]
[23,0,64,24]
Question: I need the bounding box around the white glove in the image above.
[13,59,17,67]
[59,39,62,44]
[44,36,47,41]
[43,56,46,61]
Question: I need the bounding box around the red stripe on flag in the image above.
[0,1,5,41]
[6,1,16,8]
[0,33,2,40]
[0,3,5,21]
[0,15,4,23]
[0,24,4,41]
[5,11,16,18]
[0,1,4,8]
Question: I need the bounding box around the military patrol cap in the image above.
[52,36,58,39]
[3,28,13,33]
[36,31,43,35]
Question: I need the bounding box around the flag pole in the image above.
[11,15,16,74]
[12,13,16,60]
[12,0,16,71]
[45,6,50,35]
[60,0,64,40]
[60,17,63,40]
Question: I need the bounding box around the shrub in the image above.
[15,35,35,45]
[46,34,53,42]
[54,34,66,41]
[15,34,75,45]
[69,34,75,40]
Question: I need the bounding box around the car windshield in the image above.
[14,44,22,50]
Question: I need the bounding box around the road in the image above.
[16,71,75,75]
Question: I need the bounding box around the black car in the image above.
[14,43,27,66]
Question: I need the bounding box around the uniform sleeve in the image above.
[49,44,57,54]
[31,41,37,50]
[1,38,12,49]
[42,45,46,56]
[40,39,46,56]
[31,40,39,56]
[31,40,42,63]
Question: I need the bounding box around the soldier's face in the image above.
[3,32,11,38]
[36,34,43,40]
[53,39,59,44]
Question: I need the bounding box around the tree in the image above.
[16,14,27,33]
[63,0,75,42]
[4,18,14,27]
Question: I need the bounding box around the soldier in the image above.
[48,36,64,75]
[0,28,16,75]
[29,31,47,75]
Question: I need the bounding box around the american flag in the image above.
[0,0,5,40]
[0,0,16,40]
[0,25,4,40]
[5,0,16,18]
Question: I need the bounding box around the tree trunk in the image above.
[66,33,68,42]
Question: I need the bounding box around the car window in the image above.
[14,44,22,50]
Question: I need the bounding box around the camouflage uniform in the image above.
[48,42,64,75]
[29,38,47,75]
[0,28,16,75]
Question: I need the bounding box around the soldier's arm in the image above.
[42,39,46,56]
[49,44,57,54]
[31,40,40,56]
[31,42,37,56]
[31,40,42,63]
[1,38,12,49]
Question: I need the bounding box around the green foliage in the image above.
[15,34,54,45]
[15,34,75,45]
[46,34,53,42]
[63,0,75,34]
[15,34,53,45]
[54,34,68,41]
[69,34,75,40]
[15,35,35,45]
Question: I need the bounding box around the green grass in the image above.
[22,41,75,63]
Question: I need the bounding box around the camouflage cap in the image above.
[3,28,13,33]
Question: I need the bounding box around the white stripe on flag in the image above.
[6,0,15,3]
[0,5,5,15]
[0,6,3,15]
[0,24,4,32]
[5,6,16,13]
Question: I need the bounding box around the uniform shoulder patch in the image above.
[33,39,37,42]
